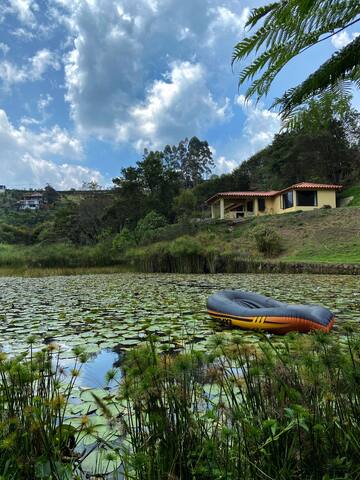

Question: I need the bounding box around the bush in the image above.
[112,228,135,253]
[134,211,168,243]
[173,190,197,219]
[253,225,282,256]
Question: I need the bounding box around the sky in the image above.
[0,0,358,189]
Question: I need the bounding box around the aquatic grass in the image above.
[104,332,360,479]
[0,340,90,479]
[1,330,360,478]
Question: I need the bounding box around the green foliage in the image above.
[173,189,197,219]
[233,0,360,118]
[0,223,33,244]
[253,225,282,256]
[232,107,360,189]
[0,344,88,479]
[117,332,360,479]
[112,227,135,253]
[43,184,60,205]
[339,184,360,206]
[134,211,168,244]
[2,322,360,478]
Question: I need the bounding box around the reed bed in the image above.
[112,331,360,479]
[1,331,360,479]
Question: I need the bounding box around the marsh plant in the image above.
[0,340,89,479]
[105,331,360,479]
[1,331,360,479]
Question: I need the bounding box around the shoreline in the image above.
[0,259,359,277]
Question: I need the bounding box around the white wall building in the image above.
[18,192,44,210]
[0,185,5,194]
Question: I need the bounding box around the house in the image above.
[0,185,5,194]
[18,192,44,210]
[207,182,342,219]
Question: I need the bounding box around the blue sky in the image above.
[0,0,358,189]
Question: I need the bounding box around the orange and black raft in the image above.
[207,290,334,334]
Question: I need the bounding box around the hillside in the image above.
[126,206,360,273]
[0,206,359,274]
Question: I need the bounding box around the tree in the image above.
[134,211,168,243]
[181,137,214,188]
[164,137,214,188]
[82,181,102,190]
[233,106,360,189]
[43,184,60,205]
[173,190,197,219]
[233,0,360,120]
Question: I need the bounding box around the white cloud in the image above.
[235,95,280,151]
[37,93,53,115]
[62,0,244,147]
[214,155,238,174]
[331,30,360,49]
[7,0,38,25]
[0,49,60,87]
[117,61,229,151]
[0,109,101,189]
[212,96,281,175]
[0,43,10,55]
[206,6,249,46]
[29,49,60,79]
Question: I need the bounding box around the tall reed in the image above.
[0,340,88,479]
[106,332,360,479]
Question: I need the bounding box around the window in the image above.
[258,198,265,212]
[282,191,293,209]
[246,200,254,212]
[296,190,317,207]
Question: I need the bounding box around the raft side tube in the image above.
[207,290,334,334]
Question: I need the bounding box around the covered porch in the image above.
[210,196,259,220]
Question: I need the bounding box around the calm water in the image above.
[0,273,359,384]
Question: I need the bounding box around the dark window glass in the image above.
[246,200,254,212]
[296,190,317,207]
[282,191,293,209]
[258,198,265,212]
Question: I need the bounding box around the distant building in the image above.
[18,192,44,210]
[0,185,5,194]
[207,182,342,219]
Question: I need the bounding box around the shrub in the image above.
[134,211,168,243]
[253,225,282,256]
[173,190,197,219]
[112,228,135,253]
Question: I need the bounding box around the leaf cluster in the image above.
[233,0,360,116]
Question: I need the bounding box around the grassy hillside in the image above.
[339,184,360,206]
[128,206,360,267]
[0,206,359,275]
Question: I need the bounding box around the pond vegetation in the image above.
[0,273,359,477]
[1,329,360,478]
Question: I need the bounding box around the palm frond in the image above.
[278,35,360,115]
[233,0,360,116]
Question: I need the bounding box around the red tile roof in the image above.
[279,182,342,193]
[206,182,342,204]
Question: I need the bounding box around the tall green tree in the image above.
[233,0,360,119]
[164,137,214,188]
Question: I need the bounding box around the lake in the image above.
[1,273,359,367]
[1,272,359,476]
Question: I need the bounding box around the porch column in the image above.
[211,203,215,219]
[253,198,258,216]
[220,198,225,220]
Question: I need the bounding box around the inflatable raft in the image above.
[207,290,334,334]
